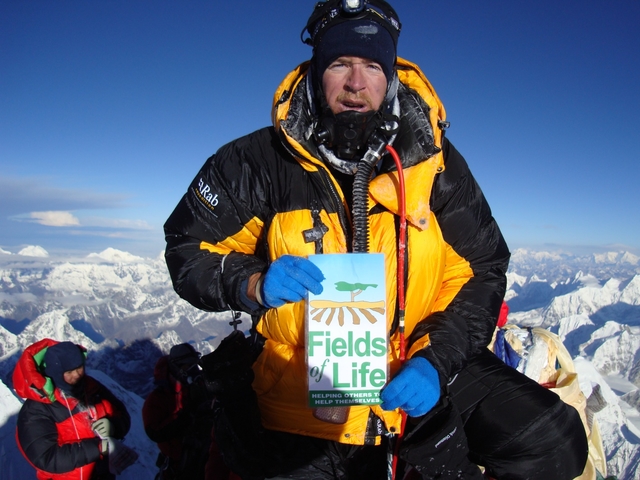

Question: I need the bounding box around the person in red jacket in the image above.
[13,339,136,480]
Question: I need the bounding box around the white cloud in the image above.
[15,211,153,231]
[30,211,80,227]
[0,176,129,215]
[81,217,153,230]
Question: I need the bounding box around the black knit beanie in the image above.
[313,18,396,81]
[304,0,401,83]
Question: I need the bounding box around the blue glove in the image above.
[259,255,324,308]
[380,357,441,417]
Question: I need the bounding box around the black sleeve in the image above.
[145,409,193,443]
[163,129,277,315]
[17,401,101,474]
[409,138,510,380]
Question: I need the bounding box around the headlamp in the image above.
[301,0,401,47]
[342,0,364,14]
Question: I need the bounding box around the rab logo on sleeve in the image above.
[193,178,220,215]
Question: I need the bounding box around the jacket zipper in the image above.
[316,168,352,251]
[277,127,352,250]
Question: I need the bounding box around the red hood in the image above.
[13,338,60,403]
[13,338,90,406]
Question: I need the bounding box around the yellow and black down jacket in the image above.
[164,58,510,445]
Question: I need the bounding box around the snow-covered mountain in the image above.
[1,246,639,479]
[0,247,249,479]
[506,248,640,479]
[0,247,249,396]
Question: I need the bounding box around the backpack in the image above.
[490,323,611,480]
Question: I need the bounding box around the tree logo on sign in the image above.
[309,281,385,326]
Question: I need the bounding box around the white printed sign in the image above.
[306,253,388,407]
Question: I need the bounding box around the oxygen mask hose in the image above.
[352,131,391,253]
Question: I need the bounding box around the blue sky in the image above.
[1,1,639,259]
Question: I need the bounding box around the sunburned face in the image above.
[322,56,387,115]
[63,365,85,385]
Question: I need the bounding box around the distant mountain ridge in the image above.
[1,246,639,479]
[509,248,640,283]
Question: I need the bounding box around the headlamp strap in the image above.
[301,0,401,46]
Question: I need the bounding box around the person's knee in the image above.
[400,400,485,479]
[481,400,588,480]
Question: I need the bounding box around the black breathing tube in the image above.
[351,131,391,253]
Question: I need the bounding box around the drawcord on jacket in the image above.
[384,144,408,480]
[62,391,84,480]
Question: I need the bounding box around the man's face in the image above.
[322,56,387,115]
[63,365,85,385]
